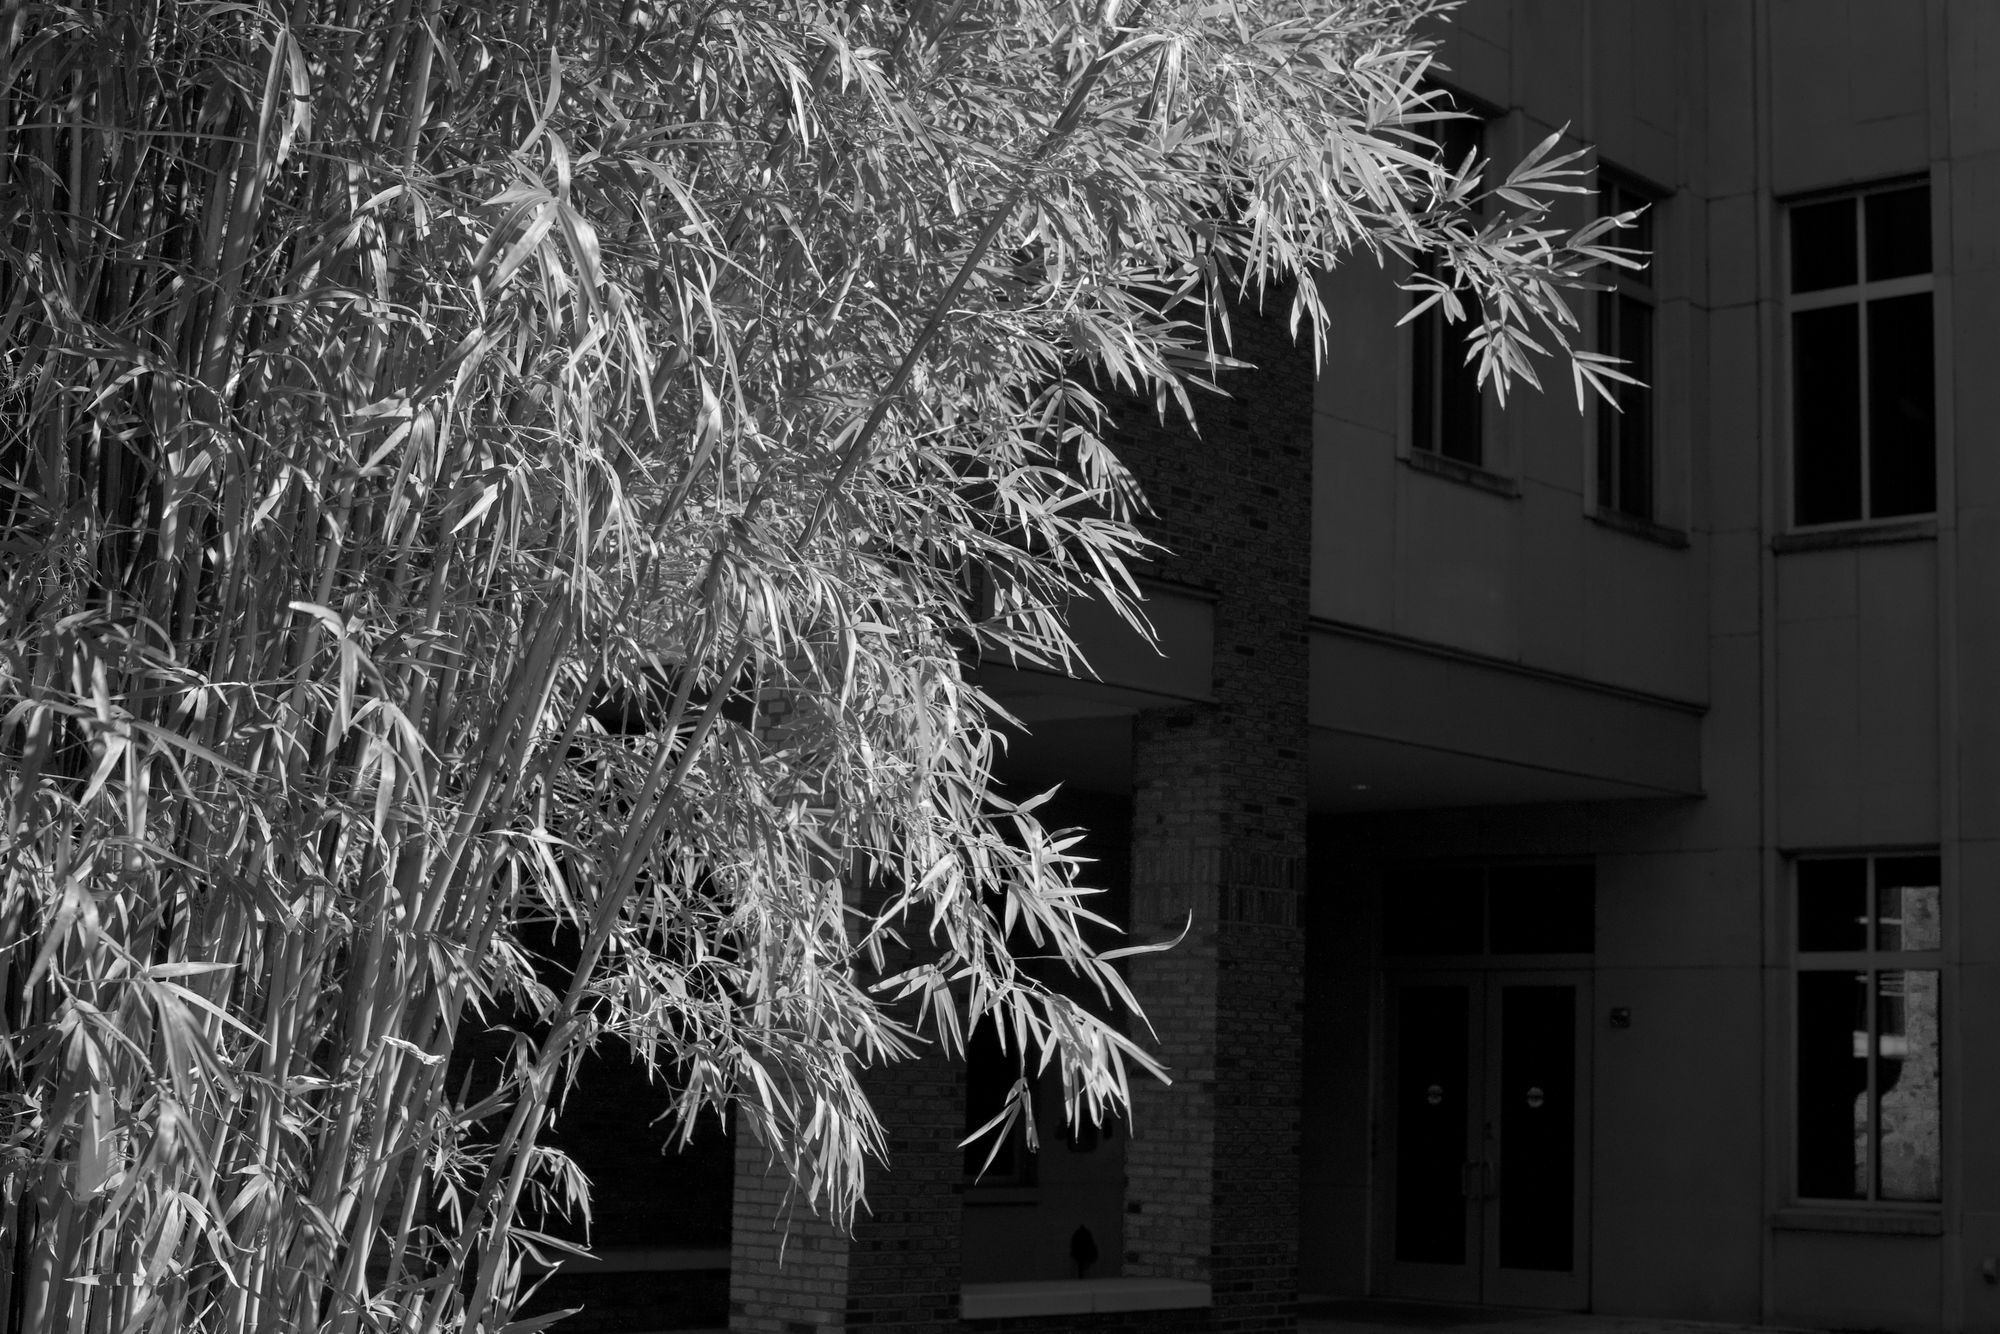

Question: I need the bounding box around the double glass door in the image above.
[1382,971,1591,1310]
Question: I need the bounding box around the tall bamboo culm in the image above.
[0,0,1638,1330]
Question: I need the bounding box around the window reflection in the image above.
[1875,969,1941,1202]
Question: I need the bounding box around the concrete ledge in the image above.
[960,1278,1213,1319]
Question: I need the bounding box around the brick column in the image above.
[1119,296,1313,1332]
[728,1007,964,1334]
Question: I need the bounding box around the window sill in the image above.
[1402,449,1521,498]
[1770,1206,1942,1236]
[964,1186,1039,1206]
[1773,517,1938,553]
[961,1279,1212,1320]
[1589,507,1690,549]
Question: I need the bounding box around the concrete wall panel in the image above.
[1515,0,1586,136]
[1688,633,1763,852]
[1855,543,1940,808]
[1392,476,1522,658]
[1776,614,1861,845]
[1317,262,1404,437]
[1579,528,1706,701]
[1596,847,1761,968]
[1952,964,2000,1211]
[1699,0,1757,198]
[1432,2,1511,110]
[1949,268,2000,513]
[1704,304,1764,536]
[1770,0,1929,194]
[1312,423,1398,630]
[1776,545,1939,847]
[1709,531,1760,638]
[1518,481,1587,677]
[1770,1231,1942,1333]
[1707,193,1761,310]
[1589,1,1682,186]
[1945,3,2000,159]
[1590,964,1763,1322]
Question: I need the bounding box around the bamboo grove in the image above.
[0,1,1637,1330]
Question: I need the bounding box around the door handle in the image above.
[1480,1159,1496,1200]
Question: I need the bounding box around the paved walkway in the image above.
[1300,1299,1817,1334]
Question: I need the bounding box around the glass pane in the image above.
[1433,114,1483,178]
[1875,856,1942,951]
[1489,864,1595,954]
[1384,867,1483,954]
[1616,294,1654,518]
[1867,293,1936,517]
[1624,190,1654,259]
[1395,985,1471,1265]
[1595,291,1617,509]
[1412,284,1437,454]
[1876,969,1941,1201]
[1497,985,1576,1271]
[1602,182,1654,258]
[1792,305,1862,525]
[1439,317,1484,465]
[1865,186,1931,281]
[1798,858,1868,951]
[964,1020,1034,1183]
[1797,970,1869,1200]
[1791,197,1857,292]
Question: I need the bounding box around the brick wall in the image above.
[1118,293,1314,1333]
[729,1050,965,1334]
[730,1134,853,1334]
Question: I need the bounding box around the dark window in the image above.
[1384,863,1593,957]
[1595,175,1658,519]
[1865,187,1932,281]
[964,1018,1036,1185]
[1797,857,1868,952]
[1867,293,1938,517]
[1794,853,1941,1204]
[1384,866,1484,955]
[1791,305,1863,525]
[1790,197,1857,292]
[1788,183,1935,527]
[1411,112,1486,466]
[1489,864,1595,954]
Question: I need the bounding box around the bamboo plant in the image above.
[0,0,1638,1330]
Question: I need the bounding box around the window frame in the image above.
[1782,178,1938,533]
[1590,170,1659,522]
[1790,850,1944,1210]
[1404,90,1502,478]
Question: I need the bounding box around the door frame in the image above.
[1375,966,1594,1310]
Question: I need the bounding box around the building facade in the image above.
[540,3,2000,1332]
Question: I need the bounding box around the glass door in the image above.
[1381,971,1591,1310]
[1482,973,1590,1310]
[1384,974,1482,1302]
